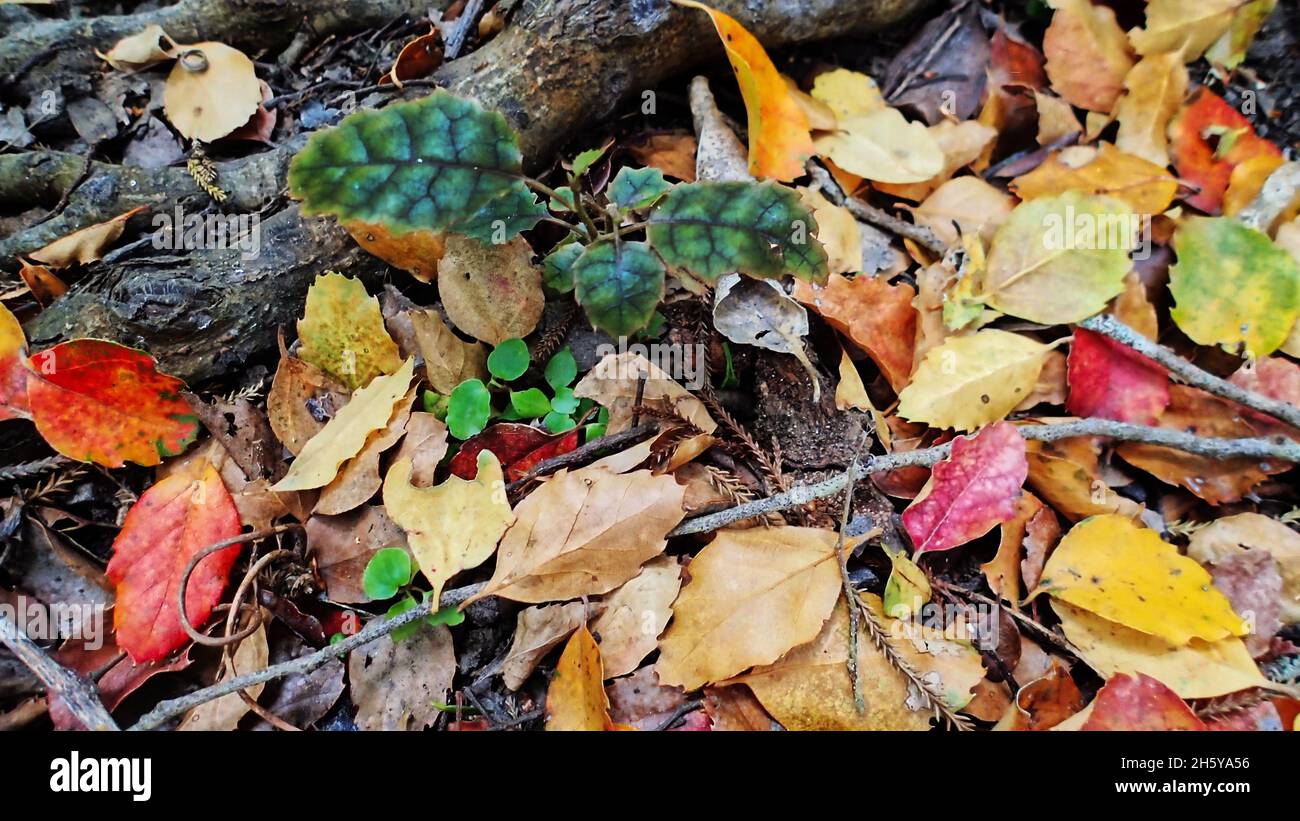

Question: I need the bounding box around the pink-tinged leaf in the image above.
[0,303,30,420]
[26,339,199,467]
[902,421,1028,554]
[1066,328,1169,425]
[107,464,242,663]
[1209,550,1281,658]
[1083,673,1206,730]
[1205,701,1284,731]
[1230,356,1300,428]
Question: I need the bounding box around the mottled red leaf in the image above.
[1230,356,1300,424]
[1082,673,1206,731]
[1169,88,1281,214]
[506,429,580,482]
[107,464,242,663]
[449,422,577,481]
[26,339,198,467]
[1205,702,1284,731]
[1066,327,1169,425]
[903,421,1028,554]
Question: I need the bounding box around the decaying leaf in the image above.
[502,602,587,691]
[713,274,819,400]
[793,273,916,392]
[28,206,148,268]
[164,42,263,142]
[297,272,402,391]
[437,235,544,344]
[349,627,456,730]
[591,556,683,679]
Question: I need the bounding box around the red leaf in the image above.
[902,421,1028,554]
[1082,673,1206,731]
[1230,356,1300,428]
[49,635,192,730]
[1066,327,1169,425]
[26,339,199,467]
[0,303,30,420]
[1169,88,1281,214]
[506,429,580,482]
[449,422,576,480]
[107,464,242,663]
[1204,701,1284,731]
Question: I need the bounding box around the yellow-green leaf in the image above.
[297,272,401,390]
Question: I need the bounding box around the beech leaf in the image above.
[897,330,1049,432]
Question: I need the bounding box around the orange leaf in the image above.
[1170,88,1282,214]
[379,26,444,88]
[792,274,917,391]
[28,206,148,268]
[545,626,616,731]
[26,339,199,467]
[674,1,812,181]
[1082,673,1205,730]
[16,257,68,306]
[107,464,242,663]
[0,303,30,421]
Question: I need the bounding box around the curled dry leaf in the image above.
[345,220,446,283]
[164,42,263,142]
[98,24,178,71]
[502,602,587,691]
[16,258,67,306]
[28,206,148,268]
[379,25,444,88]
[348,626,456,730]
[591,555,683,679]
[438,235,544,344]
[793,273,917,392]
[655,527,843,691]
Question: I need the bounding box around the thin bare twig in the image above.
[0,612,117,731]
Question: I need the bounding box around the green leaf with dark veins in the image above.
[447,378,491,440]
[543,242,584,294]
[288,90,544,242]
[609,166,672,211]
[510,388,551,418]
[647,180,828,284]
[573,240,665,336]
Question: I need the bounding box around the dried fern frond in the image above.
[0,455,71,482]
[1192,689,1270,721]
[188,149,228,203]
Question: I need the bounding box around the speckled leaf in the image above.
[647,181,828,284]
[1031,514,1249,645]
[0,302,30,420]
[26,340,198,468]
[573,240,666,336]
[609,166,672,211]
[1168,216,1300,358]
[288,90,544,241]
[297,272,401,390]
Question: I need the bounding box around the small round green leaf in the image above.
[573,240,666,336]
[487,338,530,381]
[545,411,577,433]
[388,594,422,641]
[510,387,552,418]
[544,347,578,389]
[363,547,412,600]
[550,386,579,414]
[447,378,491,440]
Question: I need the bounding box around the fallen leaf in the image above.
[675,0,812,181]
[882,0,989,125]
[272,358,415,491]
[1223,154,1288,218]
[713,274,820,400]
[834,344,874,413]
[1206,0,1278,70]
[793,273,917,392]
[798,187,860,275]
[107,463,242,663]
[1010,144,1179,215]
[703,684,776,730]
[379,25,443,87]
[178,621,268,730]
[389,412,448,487]
[1066,327,1169,424]
[1169,88,1281,214]
[874,120,997,202]
[1016,348,1068,411]
[591,556,683,679]
[982,492,1047,603]
[164,42,263,142]
[1128,0,1241,60]
[1026,431,1142,521]
[1042,0,1134,112]
[305,505,411,604]
[0,303,30,420]
[903,421,1028,554]
[345,220,446,283]
[1020,499,1063,592]
[546,626,615,730]
[1004,662,1085,730]
[897,330,1049,432]
[392,305,488,395]
[471,464,685,604]
[383,452,512,603]
[813,107,944,184]
[438,235,544,344]
[1113,52,1188,167]
[655,527,843,690]
[16,258,67,306]
[447,422,564,480]
[908,176,1014,249]
[1207,550,1282,658]
[625,131,697,182]
[1031,513,1247,645]
[314,386,415,515]
[98,24,178,71]
[296,272,402,390]
[266,351,349,456]
[28,206,148,268]
[349,627,455,730]
[1034,91,1082,146]
[1187,512,1300,625]
[502,602,587,690]
[26,339,198,467]
[1082,673,1205,730]
[811,68,884,120]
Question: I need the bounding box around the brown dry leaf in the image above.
[545,626,615,731]
[314,386,415,515]
[1187,513,1300,625]
[379,25,443,88]
[792,273,917,392]
[996,660,1085,730]
[704,685,778,730]
[1015,349,1068,411]
[470,464,685,604]
[909,176,1015,249]
[591,555,683,679]
[345,220,446,283]
[607,667,693,729]
[1042,0,1134,112]
[655,527,843,691]
[1010,144,1179,214]
[875,120,998,202]
[1034,92,1082,145]
[16,258,67,306]
[1114,270,1159,338]
[911,261,955,369]
[982,492,1047,603]
[348,627,456,730]
[798,187,860,275]
[1025,429,1144,522]
[1113,51,1188,167]
[626,131,698,182]
[502,602,588,690]
[399,307,488,395]
[1020,501,1063,592]
[178,620,268,731]
[163,42,262,142]
[834,344,875,413]
[437,235,543,344]
[389,412,448,488]
[305,505,411,604]
[28,206,148,268]
[267,350,349,456]
[98,24,178,71]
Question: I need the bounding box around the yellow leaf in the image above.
[908,176,1014,248]
[810,68,885,120]
[1025,431,1144,522]
[674,0,813,181]
[383,452,512,603]
[1113,51,1188,167]
[1128,0,1240,60]
[315,386,415,515]
[1034,92,1082,146]
[344,220,446,283]
[655,527,843,690]
[163,42,263,142]
[798,187,860,275]
[1223,154,1287,217]
[29,206,149,268]
[545,626,615,730]
[1054,600,1267,699]
[271,358,414,492]
[97,25,177,72]
[1011,144,1179,215]
[1031,514,1248,645]
[897,330,1049,432]
[874,120,997,202]
[296,272,402,390]
[813,108,944,184]
[883,551,930,620]
[834,344,874,413]
[468,464,685,604]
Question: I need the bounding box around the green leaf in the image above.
[288,90,545,242]
[447,378,491,440]
[1169,216,1300,358]
[388,594,422,641]
[548,185,577,213]
[609,166,672,211]
[544,347,577,389]
[510,387,552,418]
[487,338,530,381]
[647,181,828,284]
[545,411,577,433]
[422,390,449,419]
[550,386,579,414]
[571,145,609,178]
[424,592,467,627]
[543,242,584,294]
[363,547,412,600]
[720,340,739,389]
[573,240,666,336]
